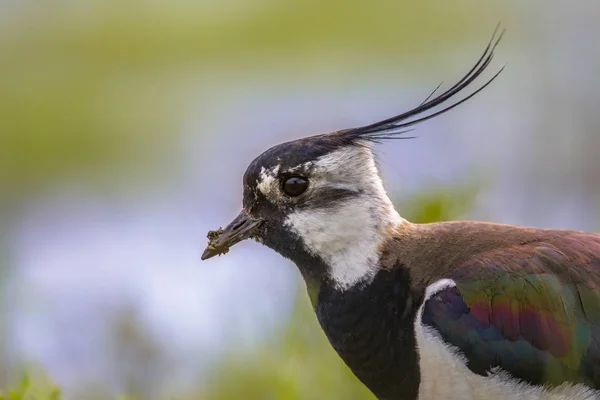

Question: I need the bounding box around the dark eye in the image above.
[282,176,309,197]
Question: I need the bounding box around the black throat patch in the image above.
[315,267,424,400]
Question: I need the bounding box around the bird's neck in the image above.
[315,267,422,399]
[286,193,407,292]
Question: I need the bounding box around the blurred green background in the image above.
[1,1,599,399]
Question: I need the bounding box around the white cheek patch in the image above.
[285,196,381,289]
[253,145,406,291]
[283,145,404,291]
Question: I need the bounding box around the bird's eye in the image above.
[282,176,309,197]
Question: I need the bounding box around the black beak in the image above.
[201,211,263,260]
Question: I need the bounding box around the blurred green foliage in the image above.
[398,181,483,223]
[0,372,62,400]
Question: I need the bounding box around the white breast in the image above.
[415,279,599,400]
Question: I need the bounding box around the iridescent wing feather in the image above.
[421,232,600,388]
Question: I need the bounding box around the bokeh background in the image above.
[1,1,599,399]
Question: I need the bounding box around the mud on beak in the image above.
[201,211,263,260]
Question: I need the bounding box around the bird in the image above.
[201,29,600,400]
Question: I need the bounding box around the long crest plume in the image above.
[335,26,505,143]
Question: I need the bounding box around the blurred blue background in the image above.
[1,1,599,398]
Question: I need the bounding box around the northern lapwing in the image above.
[201,30,600,400]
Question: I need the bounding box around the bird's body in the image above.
[202,30,600,399]
[312,221,600,399]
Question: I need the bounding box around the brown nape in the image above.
[377,220,599,288]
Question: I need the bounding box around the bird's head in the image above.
[202,30,504,291]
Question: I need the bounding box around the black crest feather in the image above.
[335,26,505,143]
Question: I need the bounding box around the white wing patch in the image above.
[414,279,598,400]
